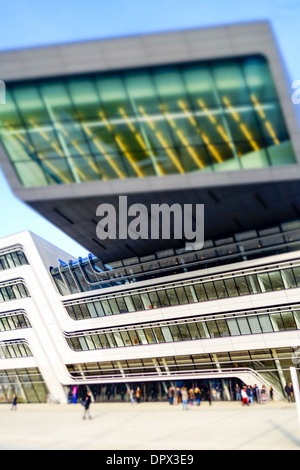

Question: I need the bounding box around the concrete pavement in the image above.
[0,400,300,450]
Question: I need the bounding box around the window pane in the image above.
[102,300,113,315]
[204,282,218,300]
[175,287,188,304]
[92,335,102,349]
[196,321,209,339]
[87,303,98,318]
[247,275,261,294]
[269,271,284,290]
[153,328,165,343]
[79,337,88,350]
[157,290,170,307]
[224,278,238,296]
[258,315,273,333]
[120,331,132,346]
[187,323,202,339]
[281,311,297,330]
[281,269,296,289]
[85,336,95,350]
[214,280,228,299]
[128,329,140,345]
[270,312,285,331]
[167,324,181,341]
[124,297,136,312]
[139,328,152,344]
[100,334,110,349]
[248,316,262,334]
[140,293,152,310]
[131,295,143,311]
[161,326,173,342]
[93,302,105,317]
[216,319,230,337]
[108,299,120,314]
[184,285,197,303]
[106,333,117,347]
[258,273,272,292]
[292,266,300,287]
[193,283,207,301]
[166,289,179,306]
[237,317,251,335]
[149,291,161,308]
[235,276,250,296]
[177,323,191,340]
[227,318,240,336]
[113,332,124,347]
[206,320,220,338]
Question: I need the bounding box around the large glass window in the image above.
[64,261,300,321]
[0,282,29,303]
[0,250,28,270]
[1,55,295,188]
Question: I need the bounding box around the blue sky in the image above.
[0,0,299,258]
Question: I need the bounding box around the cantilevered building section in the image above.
[0,22,300,403]
[0,21,299,261]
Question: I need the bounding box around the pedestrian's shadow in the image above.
[268,420,300,448]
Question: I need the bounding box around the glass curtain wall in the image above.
[65,306,300,352]
[0,367,49,403]
[66,347,298,387]
[0,250,28,271]
[64,263,300,319]
[0,56,295,187]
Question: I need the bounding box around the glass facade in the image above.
[66,347,297,389]
[0,367,49,403]
[0,311,31,331]
[0,249,28,271]
[0,281,30,303]
[0,55,295,187]
[0,340,32,359]
[52,220,300,295]
[64,260,300,320]
[65,305,300,352]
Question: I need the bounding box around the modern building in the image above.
[0,21,300,403]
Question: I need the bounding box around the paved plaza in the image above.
[0,400,300,450]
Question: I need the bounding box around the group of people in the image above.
[129,387,142,404]
[168,385,212,410]
[235,384,272,405]
[235,383,277,405]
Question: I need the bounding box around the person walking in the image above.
[189,387,195,406]
[290,382,294,402]
[181,386,189,411]
[168,386,174,405]
[285,383,292,402]
[235,384,241,401]
[241,386,249,406]
[247,386,254,405]
[206,388,212,406]
[11,395,17,411]
[129,388,136,404]
[135,387,141,403]
[269,386,274,401]
[83,391,92,419]
[253,384,259,402]
[194,386,201,406]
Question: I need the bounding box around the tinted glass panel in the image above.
[2,56,294,188]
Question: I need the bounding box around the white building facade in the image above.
[0,21,300,403]
[1,228,300,403]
